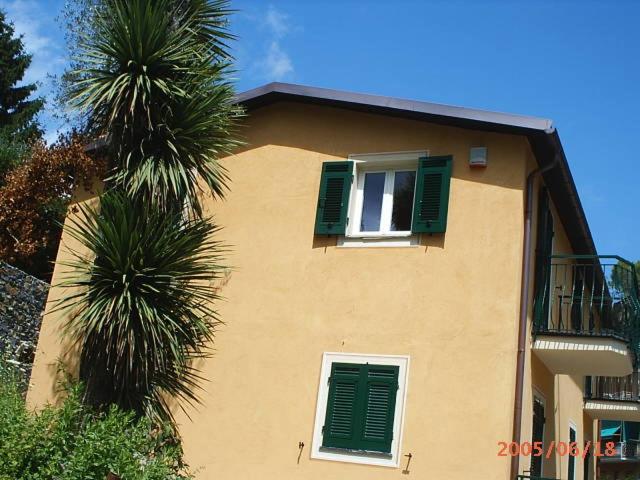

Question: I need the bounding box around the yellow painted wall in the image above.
[27,101,591,479]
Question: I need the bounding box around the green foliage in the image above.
[57,191,224,423]
[0,359,192,479]
[0,132,28,183]
[0,10,44,143]
[57,0,240,427]
[611,259,640,296]
[67,0,242,214]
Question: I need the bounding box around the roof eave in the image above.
[235,82,597,256]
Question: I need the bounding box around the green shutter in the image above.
[322,364,362,450]
[411,156,453,233]
[322,363,399,454]
[359,366,399,453]
[533,187,554,330]
[314,161,353,235]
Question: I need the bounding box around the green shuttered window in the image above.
[314,161,354,235]
[315,156,453,236]
[411,155,453,233]
[322,363,399,454]
[533,187,554,330]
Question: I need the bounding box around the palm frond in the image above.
[67,0,243,212]
[56,191,225,423]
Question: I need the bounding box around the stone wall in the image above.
[0,261,49,380]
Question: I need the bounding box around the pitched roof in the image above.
[236,82,596,256]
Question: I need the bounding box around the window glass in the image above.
[391,171,416,231]
[360,172,385,232]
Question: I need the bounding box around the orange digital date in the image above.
[497,441,616,459]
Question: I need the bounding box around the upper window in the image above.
[313,152,453,240]
[311,352,409,468]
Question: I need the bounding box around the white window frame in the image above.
[311,352,410,468]
[339,150,426,248]
[351,169,416,236]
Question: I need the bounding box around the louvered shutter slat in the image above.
[322,364,362,449]
[358,366,399,453]
[314,161,353,235]
[411,155,453,233]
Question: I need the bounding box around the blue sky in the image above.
[1,0,638,260]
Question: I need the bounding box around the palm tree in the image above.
[58,192,225,423]
[69,0,241,214]
[59,0,241,422]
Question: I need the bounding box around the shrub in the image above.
[0,359,192,480]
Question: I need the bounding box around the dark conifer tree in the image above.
[0,10,44,142]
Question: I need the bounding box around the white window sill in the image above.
[313,447,399,468]
[338,234,419,248]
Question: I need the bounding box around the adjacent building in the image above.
[27,83,640,480]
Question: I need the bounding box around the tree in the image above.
[0,10,44,143]
[611,259,640,295]
[60,0,241,423]
[68,0,241,214]
[0,133,29,183]
[0,136,105,280]
[59,192,224,423]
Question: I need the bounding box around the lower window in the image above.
[311,353,409,467]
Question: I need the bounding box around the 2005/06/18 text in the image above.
[498,441,616,459]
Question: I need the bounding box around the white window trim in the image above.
[311,352,410,468]
[339,150,426,248]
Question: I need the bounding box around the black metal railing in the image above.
[533,255,640,353]
[585,373,640,402]
[600,441,640,462]
[516,475,558,480]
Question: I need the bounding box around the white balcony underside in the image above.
[532,335,633,376]
[584,400,640,421]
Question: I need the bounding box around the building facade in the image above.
[27,83,640,480]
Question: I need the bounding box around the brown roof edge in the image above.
[235,82,597,256]
[83,136,109,153]
[236,82,554,133]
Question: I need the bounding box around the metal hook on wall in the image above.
[402,452,413,474]
[297,442,305,464]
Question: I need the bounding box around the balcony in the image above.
[532,255,640,376]
[584,374,640,421]
[599,441,640,464]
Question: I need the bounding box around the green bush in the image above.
[0,360,193,480]
[0,132,29,183]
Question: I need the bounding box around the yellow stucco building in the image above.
[27,83,640,480]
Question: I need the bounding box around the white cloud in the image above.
[0,0,66,84]
[263,40,293,80]
[255,5,294,81]
[265,4,289,38]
